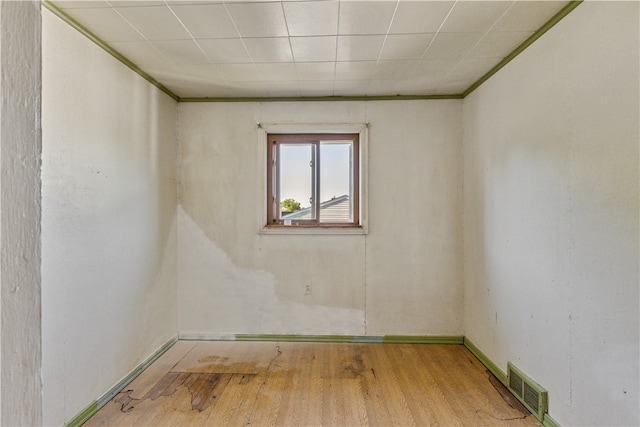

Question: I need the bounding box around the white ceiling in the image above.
[52,0,570,99]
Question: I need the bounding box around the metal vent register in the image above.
[507,362,549,422]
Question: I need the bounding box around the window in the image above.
[266,133,360,228]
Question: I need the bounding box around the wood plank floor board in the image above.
[85,341,540,427]
[245,372,287,427]
[364,344,416,426]
[382,344,452,426]
[127,341,198,400]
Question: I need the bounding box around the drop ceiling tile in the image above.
[114,5,190,40]
[283,1,339,36]
[55,0,574,99]
[139,63,183,84]
[169,3,238,39]
[225,2,288,37]
[229,82,269,98]
[448,57,498,82]
[110,40,175,69]
[223,0,279,3]
[65,7,143,42]
[337,35,385,61]
[295,62,336,81]
[298,81,335,97]
[165,1,225,5]
[108,1,166,7]
[338,1,397,35]
[151,40,210,65]
[372,60,419,80]
[413,59,458,81]
[380,34,435,60]
[494,1,567,32]
[423,32,484,60]
[433,81,469,95]
[216,63,261,81]
[366,79,399,96]
[333,80,370,97]
[145,68,183,83]
[255,62,298,81]
[440,1,512,33]
[56,1,110,9]
[393,75,443,95]
[290,36,337,62]
[173,81,238,98]
[468,31,532,58]
[244,38,294,63]
[334,61,376,80]
[197,39,252,64]
[389,1,454,34]
[174,64,226,83]
[231,82,270,98]
[262,81,302,97]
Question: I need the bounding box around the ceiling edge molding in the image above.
[462,0,584,98]
[42,0,180,102]
[179,94,463,103]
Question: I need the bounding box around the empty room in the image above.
[1,0,638,426]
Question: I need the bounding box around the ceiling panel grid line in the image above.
[45,0,580,101]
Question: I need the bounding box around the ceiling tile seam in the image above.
[42,0,179,102]
[222,1,261,97]
[164,0,228,86]
[104,0,146,41]
[406,0,457,82]
[106,0,182,77]
[280,1,301,97]
[436,0,517,93]
[371,0,400,79]
[332,0,342,96]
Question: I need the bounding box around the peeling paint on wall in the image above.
[177,100,464,337]
[178,206,366,335]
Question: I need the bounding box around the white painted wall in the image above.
[41,8,178,426]
[178,100,463,336]
[0,2,42,425]
[462,2,639,426]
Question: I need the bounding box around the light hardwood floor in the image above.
[85,341,540,426]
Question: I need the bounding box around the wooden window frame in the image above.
[266,133,360,228]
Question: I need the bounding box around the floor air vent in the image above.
[507,362,548,422]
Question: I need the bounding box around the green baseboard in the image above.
[543,413,561,427]
[462,337,508,386]
[64,401,98,427]
[64,335,178,427]
[179,333,464,344]
[463,338,563,427]
[381,335,463,344]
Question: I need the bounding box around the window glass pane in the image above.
[279,144,315,220]
[319,141,352,223]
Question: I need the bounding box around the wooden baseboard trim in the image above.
[64,334,178,427]
[178,333,464,344]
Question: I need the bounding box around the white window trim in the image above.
[258,123,368,235]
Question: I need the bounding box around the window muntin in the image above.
[267,133,359,227]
